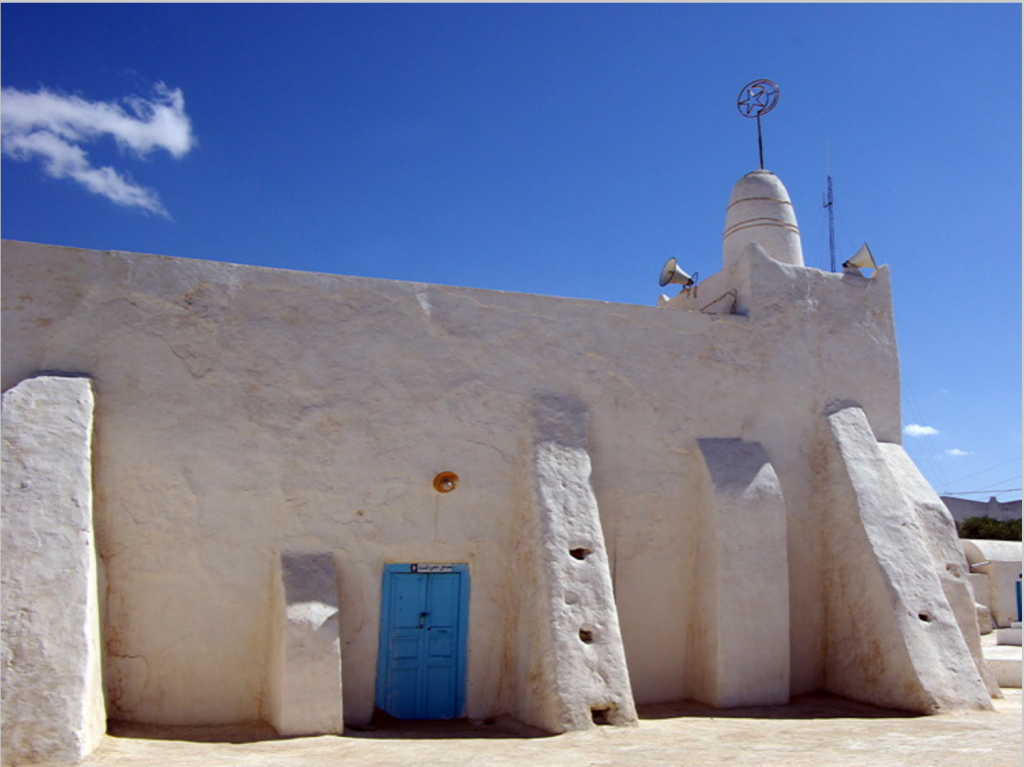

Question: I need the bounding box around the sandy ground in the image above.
[72,689,1022,767]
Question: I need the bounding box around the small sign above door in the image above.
[410,564,454,573]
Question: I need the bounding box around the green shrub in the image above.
[957,516,1022,541]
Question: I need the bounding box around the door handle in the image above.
[419,612,429,628]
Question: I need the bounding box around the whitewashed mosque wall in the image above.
[1,170,996,765]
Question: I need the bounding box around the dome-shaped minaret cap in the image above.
[722,169,804,270]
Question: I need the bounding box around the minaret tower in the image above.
[726,80,804,271]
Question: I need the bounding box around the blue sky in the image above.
[2,3,1020,502]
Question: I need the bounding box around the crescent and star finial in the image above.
[736,79,779,169]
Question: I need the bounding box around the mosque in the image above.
[1,165,998,765]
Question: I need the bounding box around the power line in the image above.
[944,488,1021,495]
[943,474,1022,495]
[900,383,951,492]
[971,473,1020,487]
[944,474,1022,495]
[942,457,1022,487]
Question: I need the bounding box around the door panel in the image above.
[391,574,426,627]
[427,629,454,656]
[427,573,459,626]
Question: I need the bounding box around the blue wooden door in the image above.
[375,564,469,719]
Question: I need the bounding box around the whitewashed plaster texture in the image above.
[821,403,992,712]
[266,553,344,736]
[722,170,804,269]
[1,376,106,765]
[880,444,1001,697]
[0,166,990,741]
[0,235,919,727]
[665,239,901,698]
[691,439,789,708]
[516,395,637,731]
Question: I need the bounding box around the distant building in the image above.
[942,496,1023,526]
[961,539,1022,629]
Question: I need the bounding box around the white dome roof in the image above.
[722,170,804,270]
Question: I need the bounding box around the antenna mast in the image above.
[823,175,836,272]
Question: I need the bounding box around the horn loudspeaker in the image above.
[659,257,694,288]
[842,243,876,272]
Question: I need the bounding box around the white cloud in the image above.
[944,448,971,457]
[903,424,939,437]
[1,82,195,216]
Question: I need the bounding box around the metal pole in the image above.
[757,115,764,169]
[737,80,778,170]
